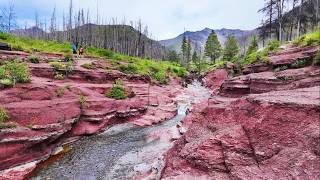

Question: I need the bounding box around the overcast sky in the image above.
[1,0,265,40]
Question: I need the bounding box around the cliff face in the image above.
[0,51,183,179]
[161,45,320,179]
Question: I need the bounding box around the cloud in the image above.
[1,0,264,40]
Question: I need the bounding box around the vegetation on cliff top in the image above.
[0,33,187,84]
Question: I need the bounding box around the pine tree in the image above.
[181,35,188,65]
[186,38,192,63]
[192,50,198,62]
[168,50,180,62]
[223,36,239,61]
[246,35,258,55]
[204,30,222,63]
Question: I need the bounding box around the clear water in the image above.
[32,81,211,180]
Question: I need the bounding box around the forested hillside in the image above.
[12,24,168,60]
[1,0,169,60]
[258,0,319,44]
[160,28,256,53]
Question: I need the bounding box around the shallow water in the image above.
[32,81,211,180]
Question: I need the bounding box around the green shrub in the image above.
[0,32,11,40]
[152,71,168,85]
[293,30,320,47]
[81,63,93,69]
[118,64,138,74]
[54,73,65,80]
[0,122,16,129]
[305,38,317,46]
[11,44,23,51]
[4,60,31,83]
[0,78,14,87]
[292,36,305,46]
[0,107,8,124]
[313,51,320,66]
[50,61,65,70]
[291,59,307,68]
[64,52,73,61]
[28,55,39,63]
[106,82,128,100]
[56,87,65,97]
[174,67,187,78]
[0,67,6,79]
[65,61,74,73]
[274,65,288,72]
[265,40,280,53]
[78,92,87,109]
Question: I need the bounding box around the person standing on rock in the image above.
[79,46,84,57]
[72,43,77,55]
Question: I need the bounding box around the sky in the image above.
[1,0,265,40]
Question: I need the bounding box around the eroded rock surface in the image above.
[162,45,320,180]
[0,53,184,179]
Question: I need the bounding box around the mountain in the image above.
[160,28,257,52]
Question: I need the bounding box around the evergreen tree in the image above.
[167,50,180,62]
[204,30,222,63]
[186,38,192,63]
[246,35,258,55]
[181,35,188,65]
[223,36,239,61]
[192,50,198,62]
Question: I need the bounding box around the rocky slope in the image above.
[161,45,320,179]
[0,50,184,179]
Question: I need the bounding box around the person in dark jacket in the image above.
[72,43,77,54]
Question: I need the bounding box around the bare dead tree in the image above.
[275,0,285,41]
[296,0,304,37]
[50,6,57,40]
[68,0,73,42]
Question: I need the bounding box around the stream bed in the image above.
[32,81,211,180]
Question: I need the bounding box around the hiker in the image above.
[71,43,77,55]
[79,46,84,57]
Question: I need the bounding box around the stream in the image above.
[32,81,211,180]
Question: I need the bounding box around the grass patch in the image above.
[117,64,138,74]
[78,92,87,109]
[50,61,65,70]
[0,78,14,87]
[81,63,94,69]
[0,107,8,124]
[0,32,71,54]
[0,107,15,129]
[106,80,128,100]
[28,55,40,64]
[64,52,73,61]
[56,87,65,97]
[3,60,31,83]
[291,59,308,68]
[293,30,320,47]
[54,73,65,80]
[0,60,31,88]
[152,71,168,85]
[313,50,320,66]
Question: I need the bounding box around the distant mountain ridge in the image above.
[160,28,257,52]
